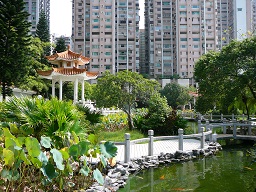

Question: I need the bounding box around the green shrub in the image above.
[101,112,128,131]
[0,127,117,191]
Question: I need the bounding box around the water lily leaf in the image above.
[20,150,31,165]
[50,149,64,170]
[41,163,59,180]
[100,155,107,168]
[25,137,40,157]
[38,152,48,166]
[93,168,104,185]
[2,128,15,139]
[5,138,16,149]
[40,137,52,149]
[1,169,19,181]
[9,123,19,134]
[60,147,69,160]
[79,165,90,176]
[69,144,79,158]
[88,134,97,145]
[3,148,14,166]
[15,137,26,147]
[30,157,42,168]
[100,141,117,158]
[78,141,89,155]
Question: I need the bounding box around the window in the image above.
[238,8,242,11]
[105,25,112,28]
[92,45,99,49]
[180,11,187,15]
[105,6,112,9]
[192,11,200,15]
[180,5,186,8]
[193,38,200,41]
[93,25,99,28]
[92,52,99,56]
[104,45,112,48]
[105,52,111,55]
[192,5,199,8]
[105,65,111,69]
[180,38,187,41]
[193,45,199,48]
[92,65,99,68]
[181,45,187,48]
[105,12,111,15]
[92,6,99,9]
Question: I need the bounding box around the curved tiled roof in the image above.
[46,47,90,65]
[37,67,98,77]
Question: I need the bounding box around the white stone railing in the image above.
[114,129,215,163]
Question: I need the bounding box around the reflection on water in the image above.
[119,140,256,192]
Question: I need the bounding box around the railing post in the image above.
[206,120,210,130]
[148,130,154,156]
[223,118,227,134]
[208,125,213,142]
[221,114,223,121]
[212,132,217,142]
[242,114,245,121]
[198,120,202,133]
[178,128,184,151]
[248,123,252,136]
[200,127,205,149]
[124,133,131,163]
[210,113,213,121]
[232,113,235,121]
[233,122,237,139]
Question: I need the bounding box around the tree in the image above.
[36,11,51,64]
[36,11,50,42]
[160,82,190,110]
[93,71,160,130]
[0,0,31,100]
[18,37,51,96]
[53,36,67,53]
[194,37,256,117]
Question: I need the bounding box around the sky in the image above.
[50,0,145,37]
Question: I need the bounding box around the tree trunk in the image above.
[2,81,6,101]
[127,112,134,130]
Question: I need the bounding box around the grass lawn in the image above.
[98,129,146,142]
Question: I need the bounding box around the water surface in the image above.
[119,140,256,192]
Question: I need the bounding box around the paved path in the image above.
[115,139,205,162]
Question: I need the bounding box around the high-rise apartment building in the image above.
[144,0,218,82]
[217,0,256,49]
[24,0,50,35]
[72,0,140,76]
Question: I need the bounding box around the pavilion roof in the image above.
[37,67,98,79]
[46,46,90,65]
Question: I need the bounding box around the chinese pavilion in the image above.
[37,46,98,103]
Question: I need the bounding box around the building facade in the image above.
[144,0,218,82]
[24,0,50,35]
[72,0,140,76]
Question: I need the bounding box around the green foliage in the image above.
[194,37,256,116]
[0,128,117,190]
[101,112,128,131]
[160,82,190,109]
[36,11,50,42]
[93,71,160,130]
[0,97,85,147]
[53,36,67,53]
[0,0,32,100]
[136,93,184,135]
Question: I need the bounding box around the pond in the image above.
[119,140,256,192]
